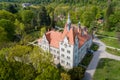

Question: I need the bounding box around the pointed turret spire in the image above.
[78,21,81,29]
[67,13,71,24]
[78,21,81,26]
[67,13,71,31]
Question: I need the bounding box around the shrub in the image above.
[68,67,85,80]
[90,43,99,51]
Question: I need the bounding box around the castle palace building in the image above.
[37,14,92,69]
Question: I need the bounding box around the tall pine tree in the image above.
[105,0,113,31]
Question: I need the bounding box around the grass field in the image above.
[97,36,120,49]
[106,48,120,56]
[96,31,120,48]
[96,31,116,37]
[93,58,120,80]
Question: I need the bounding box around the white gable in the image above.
[42,34,49,44]
[63,36,68,44]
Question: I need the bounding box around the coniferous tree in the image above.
[105,0,113,31]
[50,11,55,28]
[37,6,51,27]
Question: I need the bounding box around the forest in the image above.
[0,0,120,80]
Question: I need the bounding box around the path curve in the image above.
[82,37,120,80]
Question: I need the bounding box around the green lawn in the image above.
[97,36,120,48]
[96,31,120,48]
[93,58,120,80]
[96,31,116,37]
[106,48,120,56]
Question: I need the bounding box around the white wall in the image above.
[59,37,74,69]
[38,35,49,51]
[50,46,60,61]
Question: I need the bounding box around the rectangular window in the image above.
[54,50,56,53]
[67,50,70,54]
[61,48,64,52]
[44,41,46,44]
[50,48,52,51]
[54,55,56,58]
[61,60,65,64]
[57,51,59,54]
[61,54,64,57]
[67,56,70,59]
[57,56,59,60]
[66,62,70,66]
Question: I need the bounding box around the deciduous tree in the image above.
[0,19,15,41]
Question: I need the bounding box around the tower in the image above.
[67,13,71,31]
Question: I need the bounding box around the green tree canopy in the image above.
[14,19,25,35]
[21,10,34,24]
[68,67,85,80]
[37,6,51,26]
[0,19,15,41]
[0,48,36,80]
[0,27,8,42]
[0,10,15,21]
[0,45,60,80]
[82,11,95,27]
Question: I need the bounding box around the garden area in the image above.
[90,43,99,51]
[80,53,93,67]
[93,58,120,80]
